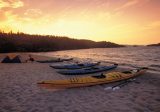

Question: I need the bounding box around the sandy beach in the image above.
[0,53,160,112]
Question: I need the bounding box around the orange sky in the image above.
[0,0,160,45]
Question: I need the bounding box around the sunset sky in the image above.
[0,0,160,45]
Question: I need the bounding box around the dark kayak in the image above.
[37,58,73,63]
[50,62,100,69]
[58,64,118,75]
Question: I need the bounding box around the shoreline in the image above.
[0,53,160,112]
[0,46,126,54]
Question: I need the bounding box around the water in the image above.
[35,46,160,73]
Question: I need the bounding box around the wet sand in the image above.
[0,53,160,112]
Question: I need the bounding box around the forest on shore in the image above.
[147,43,160,47]
[0,31,125,53]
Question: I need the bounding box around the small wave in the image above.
[101,60,117,64]
[153,59,159,61]
[150,64,160,68]
[148,67,160,73]
[135,59,142,61]
[101,61,143,69]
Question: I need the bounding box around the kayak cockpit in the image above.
[78,64,84,66]
[122,69,140,74]
[92,73,106,79]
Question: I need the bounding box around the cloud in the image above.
[0,8,53,33]
[142,21,160,30]
[0,0,23,9]
[114,0,152,11]
[0,0,8,9]
[24,9,42,18]
[115,0,139,11]
[149,21,160,28]
[11,0,24,8]
[0,11,18,32]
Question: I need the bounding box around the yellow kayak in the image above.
[38,68,147,89]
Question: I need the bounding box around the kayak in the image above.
[37,58,73,63]
[58,64,118,75]
[38,67,148,89]
[50,62,101,69]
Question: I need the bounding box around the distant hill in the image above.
[0,31,125,53]
[147,43,160,47]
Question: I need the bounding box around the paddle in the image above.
[104,67,147,91]
[104,78,137,91]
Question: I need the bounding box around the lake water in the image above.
[36,46,160,73]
